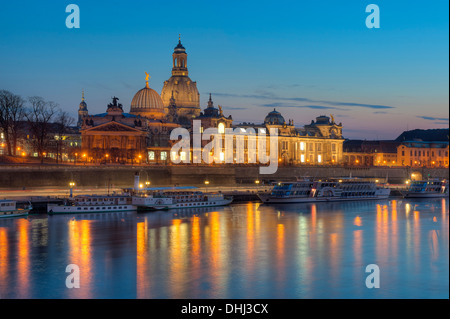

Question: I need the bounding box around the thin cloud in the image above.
[312,100,394,109]
[211,92,395,110]
[222,106,246,110]
[417,115,449,121]
[261,103,342,110]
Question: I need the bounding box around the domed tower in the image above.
[161,36,200,125]
[77,90,88,128]
[130,73,165,120]
[264,108,285,125]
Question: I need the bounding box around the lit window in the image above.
[300,142,305,151]
[180,152,187,161]
[218,123,225,134]
[301,154,305,163]
[161,152,167,160]
[219,152,225,161]
[318,155,322,163]
[148,151,155,161]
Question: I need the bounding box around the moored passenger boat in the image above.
[47,193,136,214]
[131,188,233,211]
[403,179,448,198]
[258,178,391,204]
[0,200,32,218]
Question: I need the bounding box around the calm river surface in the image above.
[0,198,448,298]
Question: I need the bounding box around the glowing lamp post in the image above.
[69,182,75,198]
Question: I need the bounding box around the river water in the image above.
[0,198,448,298]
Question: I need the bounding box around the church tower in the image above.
[161,36,200,126]
[77,90,88,128]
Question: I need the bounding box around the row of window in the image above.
[75,206,127,211]
[401,150,448,157]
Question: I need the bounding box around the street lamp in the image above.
[69,181,75,198]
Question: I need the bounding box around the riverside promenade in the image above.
[0,163,448,189]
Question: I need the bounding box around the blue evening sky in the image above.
[0,0,448,139]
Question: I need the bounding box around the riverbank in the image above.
[0,164,448,189]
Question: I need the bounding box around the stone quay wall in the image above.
[0,164,448,189]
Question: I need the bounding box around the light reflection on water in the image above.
[0,198,448,298]
[136,198,449,299]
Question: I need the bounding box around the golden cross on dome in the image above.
[179,34,181,41]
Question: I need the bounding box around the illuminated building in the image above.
[160,37,201,126]
[397,141,449,167]
[234,112,344,165]
[343,138,449,167]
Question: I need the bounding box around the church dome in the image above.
[174,39,186,53]
[130,80,165,119]
[160,38,201,123]
[161,77,200,110]
[264,108,285,125]
[79,91,88,110]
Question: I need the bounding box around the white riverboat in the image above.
[132,188,233,211]
[0,200,32,218]
[47,193,137,214]
[403,179,448,198]
[258,178,391,204]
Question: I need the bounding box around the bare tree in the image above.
[25,97,58,163]
[54,110,75,164]
[0,90,25,156]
